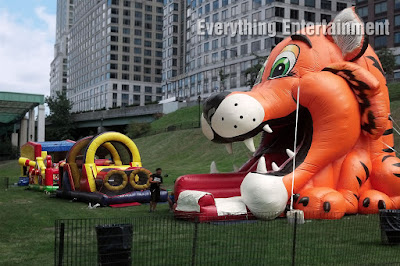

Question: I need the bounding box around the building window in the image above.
[253,0,261,9]
[251,40,261,52]
[395,15,400,27]
[290,9,298,19]
[231,5,238,16]
[305,0,315,7]
[204,42,209,52]
[321,0,331,10]
[212,39,218,49]
[240,44,248,55]
[122,74,129,80]
[122,84,129,91]
[145,96,152,103]
[133,95,140,102]
[396,0,400,10]
[275,7,284,17]
[337,2,347,11]
[290,0,299,4]
[374,36,387,48]
[357,6,368,18]
[113,84,118,90]
[213,0,219,9]
[320,14,331,22]
[145,86,152,93]
[304,11,315,22]
[395,32,400,45]
[375,2,387,14]
[205,3,210,13]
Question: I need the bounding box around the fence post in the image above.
[58,222,65,266]
[292,212,298,266]
[191,218,199,266]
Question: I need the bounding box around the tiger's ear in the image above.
[323,62,387,139]
[326,7,368,61]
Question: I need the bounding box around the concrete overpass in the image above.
[70,101,195,131]
[0,92,45,147]
[71,103,163,130]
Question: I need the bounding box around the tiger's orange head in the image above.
[201,7,389,178]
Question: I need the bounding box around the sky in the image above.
[0,0,56,97]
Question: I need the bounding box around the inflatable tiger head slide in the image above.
[197,7,400,220]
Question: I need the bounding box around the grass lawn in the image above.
[0,84,400,265]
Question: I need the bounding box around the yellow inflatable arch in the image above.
[83,132,142,192]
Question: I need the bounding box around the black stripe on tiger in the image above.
[393,163,400,167]
[394,173,400,178]
[360,161,370,180]
[382,155,394,162]
[383,146,395,153]
[383,128,393,135]
[356,176,362,187]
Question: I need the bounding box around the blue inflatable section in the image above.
[38,141,75,152]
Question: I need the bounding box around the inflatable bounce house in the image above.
[174,7,400,222]
[18,140,75,192]
[56,131,167,206]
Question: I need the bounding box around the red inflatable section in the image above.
[174,173,256,222]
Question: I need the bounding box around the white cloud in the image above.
[0,7,55,96]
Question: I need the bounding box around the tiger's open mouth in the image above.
[239,106,313,175]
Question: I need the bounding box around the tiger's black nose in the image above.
[203,92,230,124]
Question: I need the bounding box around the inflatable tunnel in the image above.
[56,132,167,205]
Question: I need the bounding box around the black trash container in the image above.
[379,209,400,245]
[96,224,133,265]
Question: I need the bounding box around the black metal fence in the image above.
[55,212,400,266]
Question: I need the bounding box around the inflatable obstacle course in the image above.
[57,132,167,205]
[18,140,75,192]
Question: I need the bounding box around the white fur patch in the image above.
[211,94,265,138]
[240,172,288,220]
[330,8,364,59]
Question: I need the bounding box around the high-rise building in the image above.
[50,0,75,98]
[51,0,164,112]
[355,0,400,79]
[162,0,354,101]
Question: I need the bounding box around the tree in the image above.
[245,62,264,87]
[219,69,229,91]
[126,122,151,139]
[377,48,395,76]
[45,90,75,140]
[244,53,267,87]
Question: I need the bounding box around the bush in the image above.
[126,123,151,139]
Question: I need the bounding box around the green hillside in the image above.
[150,105,202,132]
[134,129,255,189]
